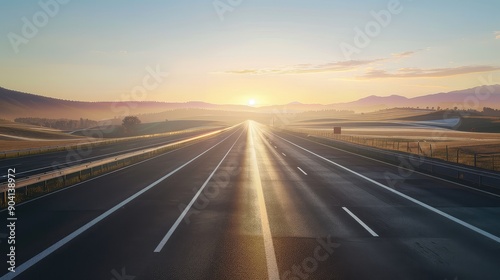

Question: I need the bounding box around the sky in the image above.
[0,0,499,106]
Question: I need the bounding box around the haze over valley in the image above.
[1,1,500,279]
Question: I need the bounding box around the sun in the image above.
[248,99,256,106]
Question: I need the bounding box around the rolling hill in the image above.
[0,87,256,120]
[1,85,500,120]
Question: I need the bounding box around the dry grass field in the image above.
[0,139,93,152]
[0,119,230,153]
[72,120,226,138]
[287,109,500,171]
[0,119,82,140]
[0,119,90,152]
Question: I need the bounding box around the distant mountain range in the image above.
[351,85,500,110]
[250,85,500,113]
[1,85,500,120]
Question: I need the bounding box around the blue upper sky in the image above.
[1,0,499,105]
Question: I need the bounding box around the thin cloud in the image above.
[391,50,421,58]
[88,50,128,56]
[223,50,423,75]
[495,31,500,39]
[224,59,384,75]
[359,65,500,79]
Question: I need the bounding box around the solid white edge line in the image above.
[1,128,224,180]
[153,129,244,252]
[342,207,379,237]
[4,138,179,178]
[250,124,280,280]
[273,133,500,244]
[297,167,308,176]
[0,126,238,213]
[0,142,193,213]
[295,133,500,199]
[0,127,241,280]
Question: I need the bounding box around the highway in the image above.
[0,128,223,184]
[1,121,500,279]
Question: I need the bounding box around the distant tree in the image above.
[122,116,141,133]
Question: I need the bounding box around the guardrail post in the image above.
[474,153,477,167]
[446,145,449,161]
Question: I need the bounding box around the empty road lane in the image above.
[1,121,499,280]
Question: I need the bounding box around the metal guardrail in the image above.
[293,129,500,172]
[0,126,234,202]
[0,127,216,159]
[282,129,500,192]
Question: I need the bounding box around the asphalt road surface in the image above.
[0,128,223,184]
[1,121,499,280]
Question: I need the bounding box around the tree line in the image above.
[482,107,500,116]
[15,117,99,130]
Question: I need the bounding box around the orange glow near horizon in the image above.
[1,2,499,105]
